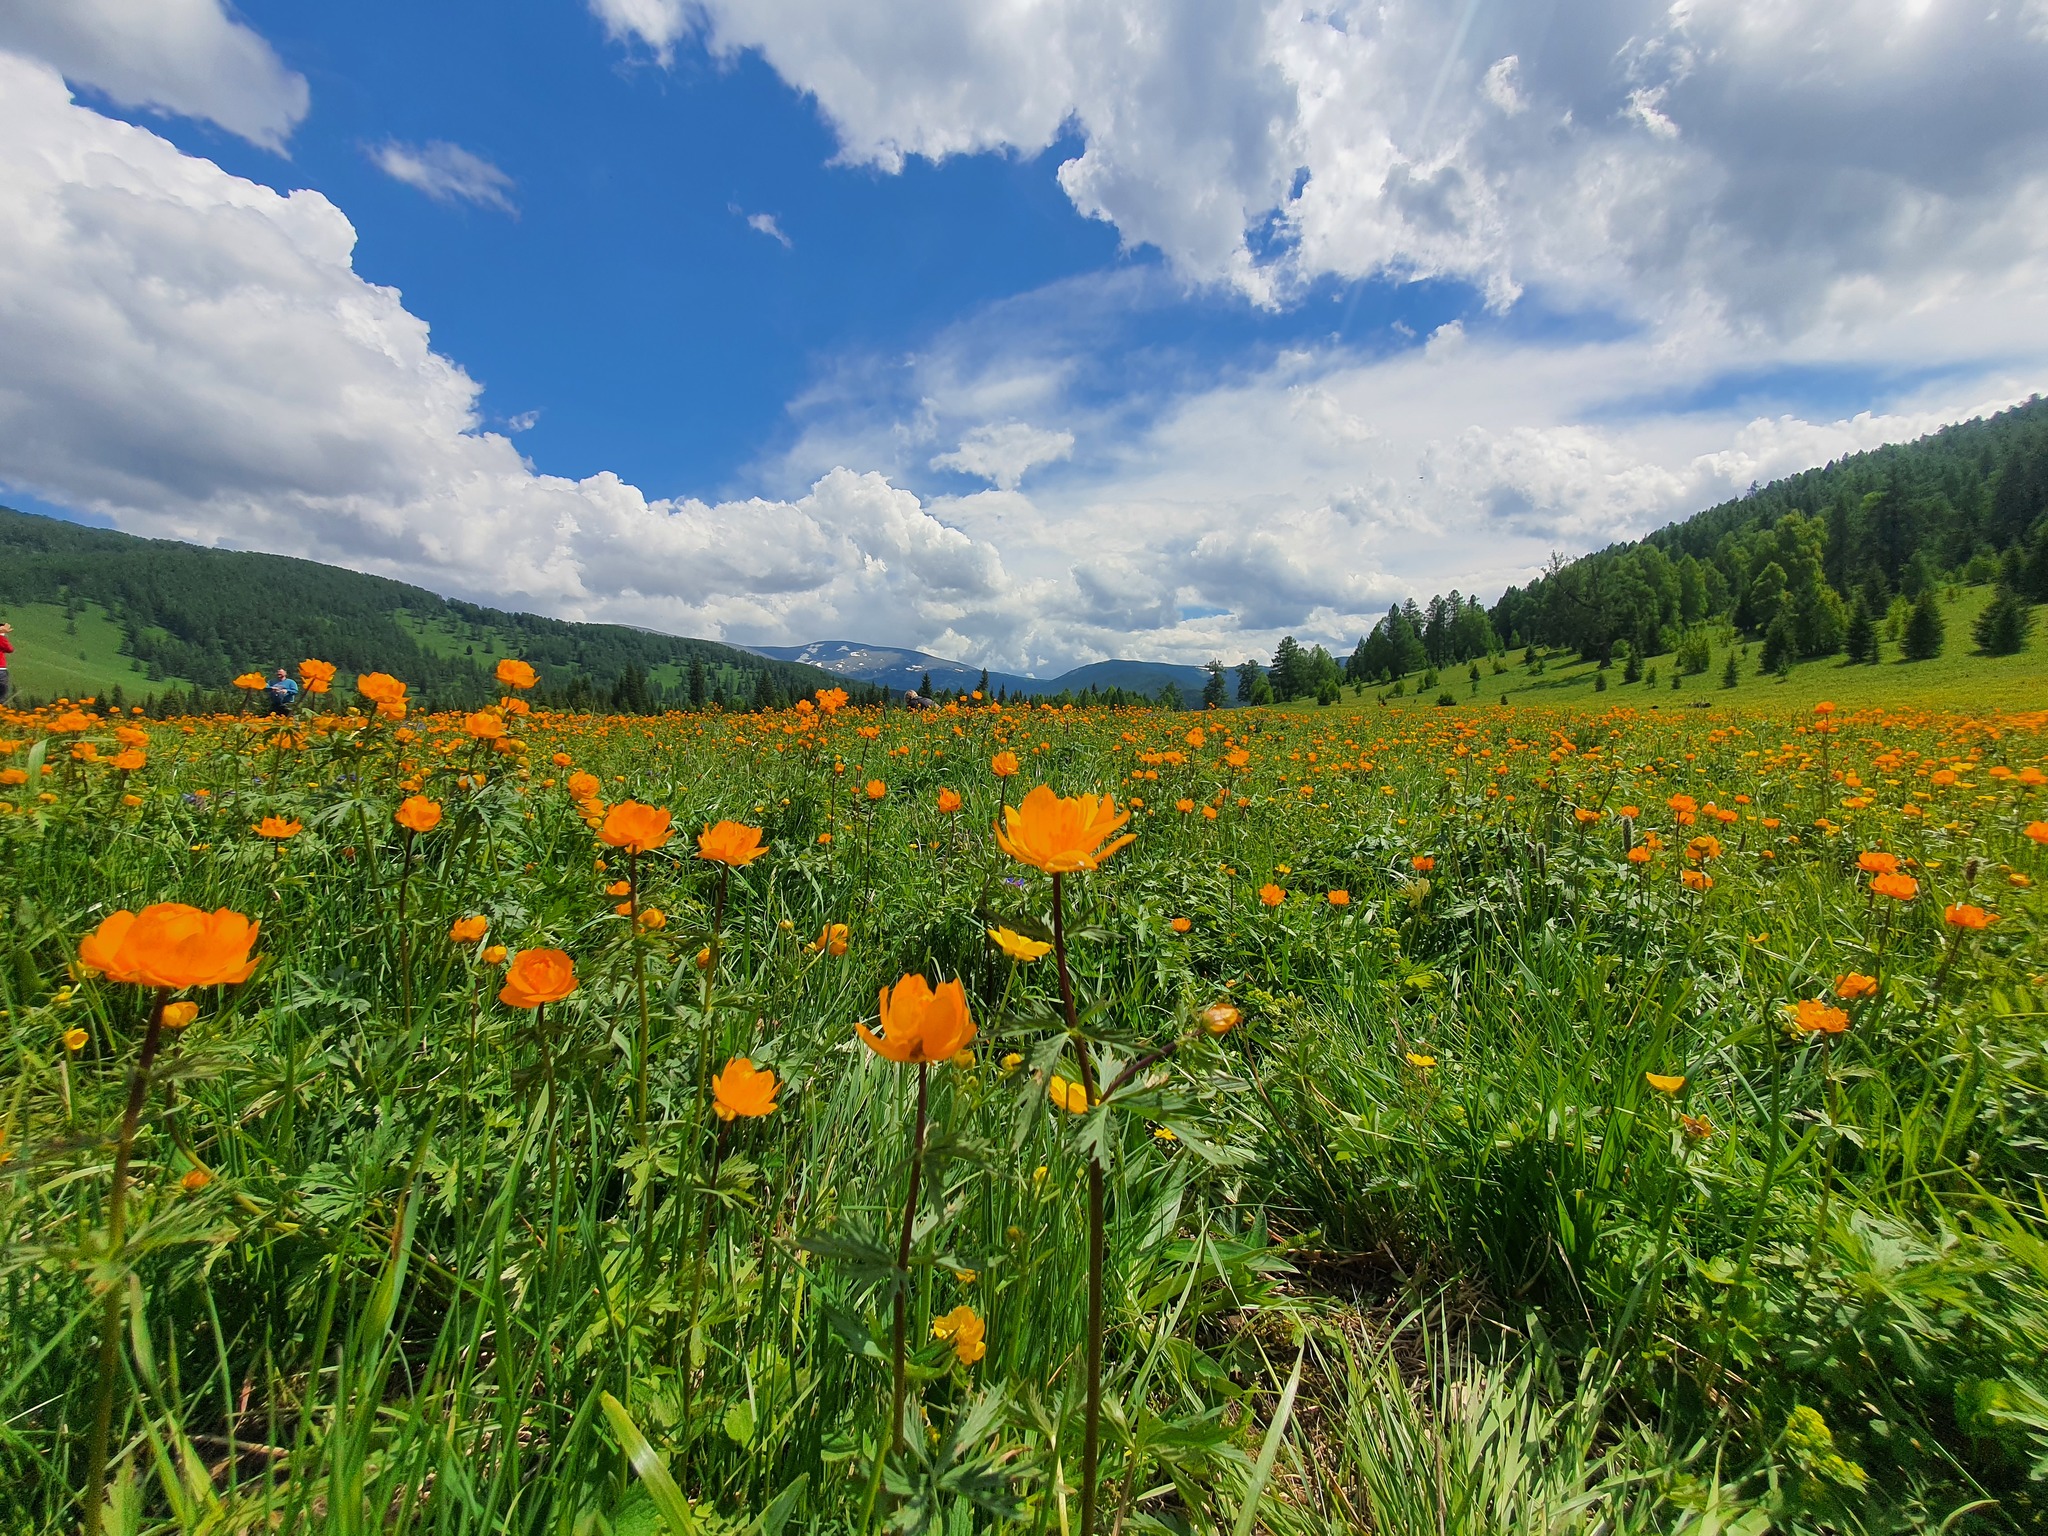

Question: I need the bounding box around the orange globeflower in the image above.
[463,710,507,741]
[232,673,266,691]
[936,787,963,814]
[697,820,767,866]
[1176,798,1196,814]
[599,800,674,854]
[1258,883,1285,907]
[566,771,602,802]
[711,1057,779,1120]
[1871,872,1918,901]
[1410,855,1435,873]
[812,686,849,713]
[450,915,489,944]
[1834,972,1878,1000]
[1857,851,1900,876]
[499,949,577,1008]
[110,750,147,772]
[1627,845,1653,865]
[356,672,409,719]
[991,751,1020,778]
[78,905,261,991]
[395,796,442,833]
[2026,821,2048,846]
[1327,889,1350,906]
[482,944,507,965]
[1943,904,1997,930]
[298,658,336,694]
[857,974,976,1064]
[495,658,538,690]
[1789,998,1850,1035]
[1169,916,1193,933]
[1681,869,1713,892]
[253,816,302,840]
[865,779,887,801]
[995,784,1135,874]
[1201,1002,1241,1035]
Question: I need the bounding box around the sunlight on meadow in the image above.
[3,665,2046,1534]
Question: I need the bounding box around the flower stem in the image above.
[630,848,649,1147]
[83,988,168,1536]
[863,1060,929,1532]
[1052,872,1105,1536]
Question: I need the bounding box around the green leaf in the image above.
[600,1390,700,1536]
[722,1399,756,1447]
[741,1474,809,1536]
[1230,1346,1303,1536]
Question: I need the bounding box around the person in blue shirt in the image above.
[265,667,301,716]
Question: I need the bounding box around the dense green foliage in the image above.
[4,694,2046,1534]
[0,507,844,712]
[1489,396,2048,665]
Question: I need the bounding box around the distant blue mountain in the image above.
[743,640,1221,706]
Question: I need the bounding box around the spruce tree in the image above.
[1902,589,1946,660]
[1721,651,1739,689]
[1972,584,2035,655]
[1844,596,1877,664]
[1202,661,1228,708]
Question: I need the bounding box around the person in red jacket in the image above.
[0,621,13,705]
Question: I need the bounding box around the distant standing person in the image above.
[0,621,13,705]
[265,666,300,716]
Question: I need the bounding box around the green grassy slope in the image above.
[1284,583,2048,719]
[2,601,193,702]
[0,505,835,710]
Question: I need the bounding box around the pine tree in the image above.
[1235,659,1262,702]
[1269,637,1304,702]
[1844,595,1877,664]
[1759,616,1794,675]
[688,656,708,707]
[1902,589,1946,660]
[1202,661,1228,709]
[921,672,933,697]
[1622,646,1641,684]
[977,668,990,697]
[1972,583,2035,655]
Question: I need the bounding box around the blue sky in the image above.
[0,0,2044,672]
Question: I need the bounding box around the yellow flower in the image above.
[495,658,538,690]
[1047,1073,1090,1113]
[62,1027,88,1052]
[161,1002,199,1029]
[931,1304,986,1365]
[987,926,1051,962]
[995,784,1135,874]
[1404,1051,1436,1070]
[1644,1071,1686,1094]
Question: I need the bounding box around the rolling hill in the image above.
[0,506,844,712]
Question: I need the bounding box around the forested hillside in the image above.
[0,506,847,712]
[1333,393,2048,684]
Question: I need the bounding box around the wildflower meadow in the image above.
[3,666,2046,1534]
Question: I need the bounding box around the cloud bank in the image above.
[1,0,2046,675]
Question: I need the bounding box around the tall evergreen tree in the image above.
[1844,594,1878,664]
[688,656,708,707]
[1269,637,1304,701]
[1902,589,1946,660]
[1235,659,1263,702]
[1202,660,1228,708]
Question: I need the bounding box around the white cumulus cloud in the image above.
[931,423,1075,490]
[0,0,307,150]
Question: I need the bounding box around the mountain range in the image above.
[744,641,1215,703]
